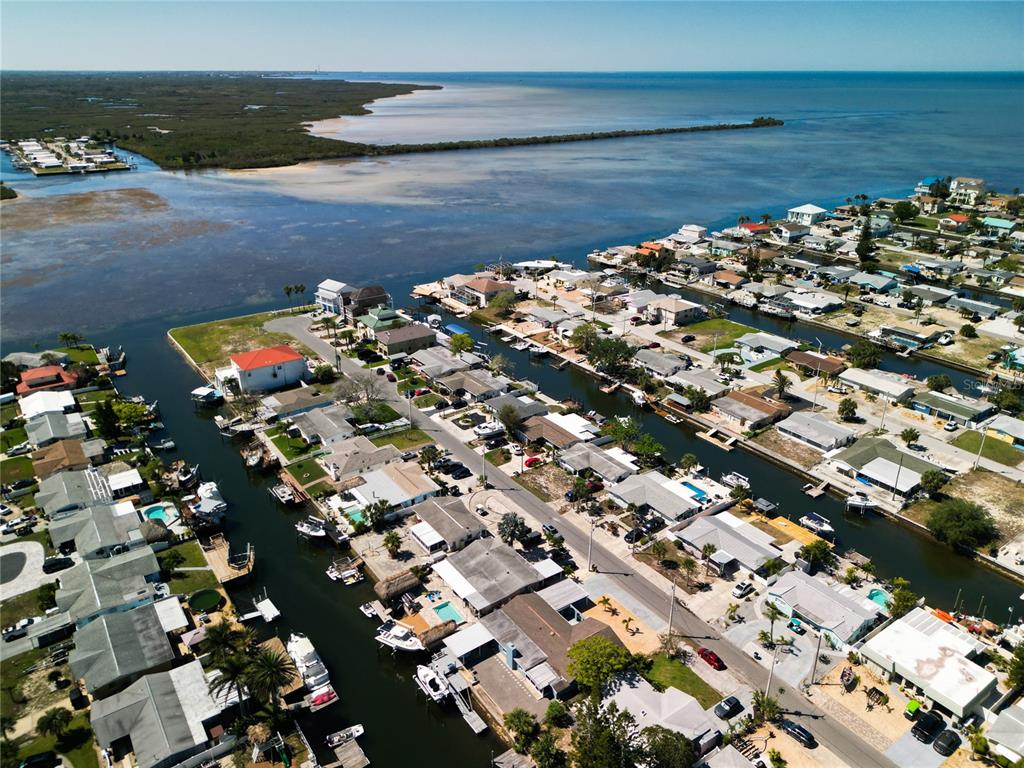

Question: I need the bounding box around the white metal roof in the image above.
[410,521,444,549]
[442,622,495,658]
[860,457,921,494]
[431,558,477,603]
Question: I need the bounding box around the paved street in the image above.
[269,313,898,768]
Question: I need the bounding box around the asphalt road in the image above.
[271,315,898,768]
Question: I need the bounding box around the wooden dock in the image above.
[697,428,735,452]
[201,535,254,585]
[804,480,828,498]
[332,740,369,768]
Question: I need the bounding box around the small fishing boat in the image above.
[415,665,448,703]
[151,438,176,451]
[187,481,227,520]
[631,390,647,407]
[326,725,364,748]
[270,484,296,504]
[375,620,425,652]
[359,603,377,619]
[242,446,263,469]
[721,472,750,488]
[177,463,200,489]
[529,346,549,358]
[511,341,530,351]
[846,492,878,511]
[798,512,835,537]
[308,685,338,712]
[296,517,326,538]
[340,568,364,586]
[190,386,223,406]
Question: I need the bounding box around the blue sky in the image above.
[2,1,1022,72]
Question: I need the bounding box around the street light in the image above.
[587,518,598,572]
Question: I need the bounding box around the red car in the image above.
[524,456,543,468]
[698,647,726,670]
[413,388,431,397]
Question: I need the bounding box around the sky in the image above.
[2,1,1023,72]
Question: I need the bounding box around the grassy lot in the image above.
[74,389,116,410]
[0,583,55,627]
[1,646,46,719]
[749,359,796,375]
[169,310,311,373]
[1,426,28,452]
[645,653,722,709]
[267,427,315,461]
[414,393,443,409]
[370,428,432,450]
[1,402,20,426]
[903,469,1024,547]
[163,568,219,596]
[1,455,34,484]
[352,402,401,425]
[397,376,427,393]
[682,318,757,354]
[286,458,327,486]
[485,447,511,467]
[16,712,99,768]
[158,540,208,569]
[55,346,100,365]
[306,480,335,498]
[951,430,1023,466]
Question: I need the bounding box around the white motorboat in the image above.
[151,438,176,451]
[798,512,835,537]
[846,492,878,511]
[326,564,343,581]
[415,665,448,703]
[188,481,227,522]
[721,472,750,488]
[631,390,647,407]
[270,484,296,504]
[176,463,200,489]
[326,725,364,748]
[286,632,332,691]
[296,517,327,538]
[359,603,377,618]
[375,620,425,652]
[243,446,263,469]
[341,568,364,585]
[511,341,530,351]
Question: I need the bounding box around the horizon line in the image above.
[3,68,1023,75]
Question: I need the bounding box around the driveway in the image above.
[0,540,48,599]
[885,730,947,768]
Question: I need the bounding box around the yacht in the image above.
[415,665,448,703]
[326,725,364,748]
[176,463,200,489]
[286,632,333,691]
[296,516,327,538]
[798,512,835,538]
[270,484,296,504]
[187,482,227,522]
[375,620,425,652]
[720,472,750,488]
[846,492,879,512]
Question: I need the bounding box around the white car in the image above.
[731,581,754,598]
[509,443,524,456]
[473,421,504,438]
[943,420,959,432]
[5,442,31,456]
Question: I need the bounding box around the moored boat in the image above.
[296,516,327,538]
[415,665,448,703]
[721,472,750,488]
[326,725,364,747]
[270,484,296,504]
[375,620,425,652]
[286,632,333,692]
[798,512,835,537]
[846,491,878,511]
[190,386,224,406]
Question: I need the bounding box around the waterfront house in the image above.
[783,290,843,314]
[849,271,897,293]
[345,284,391,321]
[451,276,516,308]
[967,267,1014,286]
[321,435,401,481]
[708,270,748,290]
[910,390,996,426]
[775,412,855,452]
[812,264,858,284]
[812,219,856,239]
[376,323,437,356]
[665,368,731,398]
[481,593,622,699]
[410,346,480,379]
[787,203,828,226]
[605,673,721,756]
[914,176,943,195]
[914,194,946,215]
[984,413,1024,449]
[738,222,772,238]
[3,349,69,370]
[15,365,78,396]
[69,600,178,698]
[409,497,486,554]
[674,224,708,243]
[987,703,1024,764]
[949,177,987,207]
[673,512,783,577]
[907,284,956,306]
[946,295,1002,319]
[520,414,583,451]
[438,369,509,402]
[17,390,76,421]
[644,296,705,326]
[860,607,996,720]
[259,386,332,421]
[783,350,846,377]
[432,538,542,616]
[36,468,115,515]
[712,390,790,431]
[831,437,943,498]
[634,348,685,379]
[31,439,96,480]
[482,393,549,423]
[48,501,151,560]
[557,442,637,483]
[621,289,662,313]
[56,546,162,627]
[289,403,356,447]
[675,255,717,277]
[771,222,810,244]
[315,279,352,314]
[837,367,915,401]
[607,471,702,522]
[939,213,971,232]
[743,282,791,300]
[850,213,894,238]
[709,239,746,259]
[349,462,440,518]
[767,571,881,649]
[223,345,305,394]
[522,305,576,328]
[734,331,798,360]
[91,660,235,768]
[774,256,818,276]
[356,306,403,335]
[25,411,87,448]
[877,323,945,349]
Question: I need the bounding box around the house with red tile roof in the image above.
[939,213,970,232]
[224,345,306,393]
[16,365,78,395]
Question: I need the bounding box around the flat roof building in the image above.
[910,390,996,426]
[775,411,855,452]
[432,538,542,616]
[838,367,916,402]
[767,571,881,648]
[673,512,782,577]
[408,497,486,554]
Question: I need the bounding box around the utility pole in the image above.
[765,642,782,698]
[890,450,905,501]
[973,427,989,469]
[587,519,597,572]
[879,395,889,433]
[808,630,823,687]
[667,581,676,641]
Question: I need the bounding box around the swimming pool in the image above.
[867,588,891,608]
[433,601,463,624]
[144,505,169,524]
[681,481,707,501]
[348,510,366,525]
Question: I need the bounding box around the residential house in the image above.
[18,390,76,420]
[91,660,235,768]
[56,546,162,627]
[321,435,401,482]
[621,289,662,313]
[984,414,1024,450]
[665,368,731,398]
[348,462,440,518]
[25,411,87,447]
[345,284,391,321]
[289,404,356,447]
[259,387,333,421]
[410,346,480,379]
[949,177,987,207]
[644,296,704,326]
[16,365,78,395]
[607,471,702,522]
[771,222,810,244]
[48,501,152,559]
[734,332,798,360]
[481,593,623,699]
[675,256,717,277]
[738,222,772,238]
[837,368,916,402]
[709,240,746,259]
[813,265,858,284]
[787,204,828,226]
[431,538,543,616]
[674,224,708,243]
[36,468,114,515]
[3,350,69,370]
[987,703,1024,764]
[376,324,437,356]
[31,439,93,480]
[634,348,685,379]
[906,285,956,306]
[557,442,637,484]
[877,323,945,349]
[223,345,306,394]
[783,290,843,314]
[849,272,897,293]
[438,369,508,402]
[522,306,574,328]
[775,412,855,452]
[767,571,881,649]
[812,219,856,239]
[774,256,818,275]
[708,270,748,290]
[409,497,486,554]
[910,390,996,426]
[914,176,943,195]
[520,414,583,451]
[860,607,996,719]
[356,306,403,335]
[314,279,352,314]
[451,276,515,308]
[783,350,846,378]
[673,511,783,577]
[831,437,944,498]
[850,213,894,238]
[939,213,971,232]
[713,390,790,431]
[482,394,548,424]
[946,296,1002,319]
[914,195,946,215]
[606,673,721,756]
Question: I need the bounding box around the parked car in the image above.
[42,557,74,574]
[439,462,464,476]
[639,516,664,534]
[0,504,13,517]
[681,334,696,343]
[943,420,959,431]
[731,581,754,598]
[787,618,806,634]
[904,699,921,720]
[780,720,816,748]
[2,626,28,642]
[697,647,725,671]
[19,752,60,768]
[450,466,472,480]
[485,436,508,450]
[932,730,960,756]
[449,398,468,410]
[516,528,543,546]
[509,443,524,456]
[541,523,561,541]
[524,456,542,468]
[433,399,450,410]
[9,479,34,491]
[6,443,31,456]
[714,696,742,719]
[912,711,945,743]
[623,528,644,544]
[413,388,431,397]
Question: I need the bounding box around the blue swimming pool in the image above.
[144,505,169,524]
[681,481,707,501]
[434,601,463,624]
[867,588,891,608]
[349,510,366,525]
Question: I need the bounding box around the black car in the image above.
[450,466,472,480]
[714,696,742,719]
[933,730,960,756]
[780,719,816,748]
[433,399,450,410]
[42,557,74,574]
[640,517,665,534]
[912,711,945,743]
[624,528,644,544]
[19,753,60,768]
[485,436,507,450]
[439,462,463,476]
[9,479,35,491]
[449,398,468,410]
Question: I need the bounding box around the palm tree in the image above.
[900,427,920,446]
[383,530,402,558]
[38,708,72,739]
[418,445,440,470]
[678,453,698,474]
[716,351,740,372]
[760,213,772,224]
[283,285,294,311]
[764,601,784,637]
[772,369,790,400]
[245,648,296,709]
[211,654,251,714]
[650,539,668,563]
[680,556,698,587]
[598,596,613,614]
[700,543,717,576]
[205,620,246,664]
[296,283,307,309]
[622,616,634,635]
[322,316,337,340]
[726,603,740,622]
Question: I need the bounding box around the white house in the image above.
[767,571,881,649]
[315,279,352,314]
[223,345,306,393]
[786,204,828,226]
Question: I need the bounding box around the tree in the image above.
[160,549,186,579]
[927,498,999,551]
[729,485,750,501]
[680,386,710,413]
[643,725,697,768]
[93,399,119,439]
[531,731,567,768]
[960,323,978,338]
[848,339,881,368]
[601,416,642,451]
[497,403,523,438]
[892,201,919,223]
[838,397,858,422]
[37,708,72,739]
[0,360,18,395]
[498,512,528,546]
[855,219,873,261]
[678,453,698,473]
[283,285,294,310]
[1007,643,1024,690]
[449,333,475,356]
[751,690,781,724]
[570,322,600,353]
[311,364,335,384]
[489,353,510,374]
[211,654,251,715]
[767,748,788,768]
[587,337,633,375]
[919,469,948,499]
[726,602,740,622]
[631,433,664,468]
[798,539,838,573]
[366,499,392,533]
[111,399,150,427]
[566,634,634,692]
[680,556,698,586]
[504,707,539,753]
[926,374,952,391]
[900,427,920,446]
[490,290,518,317]
[700,543,717,576]
[545,699,572,728]
[764,601,784,638]
[772,369,790,400]
[716,351,741,372]
[650,539,669,564]
[418,445,440,469]
[382,530,402,558]
[569,698,644,768]
[57,331,84,349]
[889,577,918,619]
[245,647,296,708]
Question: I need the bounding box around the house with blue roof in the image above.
[914,176,942,195]
[983,217,1016,237]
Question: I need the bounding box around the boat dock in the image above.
[238,590,281,623]
[260,637,304,697]
[429,651,488,734]
[201,535,254,585]
[331,740,369,768]
[697,427,736,451]
[804,480,828,498]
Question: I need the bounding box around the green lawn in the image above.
[269,430,315,461]
[1,402,20,426]
[16,712,99,768]
[686,318,757,354]
[158,540,208,569]
[397,376,426,393]
[1,426,28,452]
[74,389,116,410]
[749,359,793,375]
[951,430,1023,466]
[286,458,327,486]
[485,447,511,466]
[414,392,443,409]
[0,455,34,484]
[169,310,311,372]
[370,428,432,450]
[645,654,722,709]
[0,583,55,628]
[352,402,401,425]
[306,480,335,498]
[1,647,46,720]
[55,345,100,365]
[163,568,219,596]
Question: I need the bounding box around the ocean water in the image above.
[2,71,1022,342]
